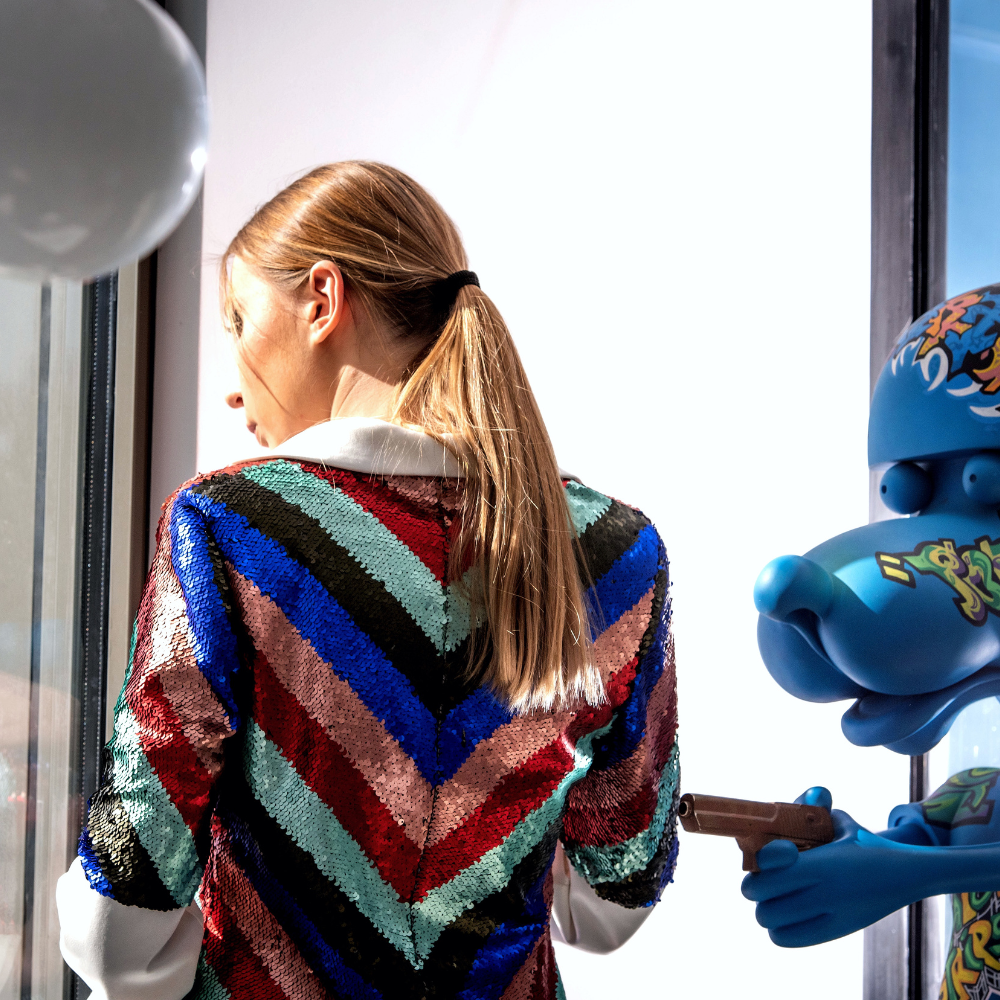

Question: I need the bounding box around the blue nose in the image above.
[754,555,834,622]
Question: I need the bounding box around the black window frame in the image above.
[870,1,949,997]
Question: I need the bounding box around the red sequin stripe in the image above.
[307,465,450,582]
[561,663,676,846]
[529,933,558,1000]
[203,886,289,1000]
[128,671,212,835]
[554,658,639,754]
[414,741,574,900]
[120,541,166,704]
[212,827,328,1000]
[500,934,544,1000]
[253,652,422,899]
[602,655,640,711]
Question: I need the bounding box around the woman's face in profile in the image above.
[224,256,307,448]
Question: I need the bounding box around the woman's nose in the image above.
[225,389,244,409]
[754,555,835,622]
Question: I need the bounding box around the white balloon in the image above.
[0,0,208,279]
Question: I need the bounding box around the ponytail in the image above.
[395,287,601,709]
[222,161,602,711]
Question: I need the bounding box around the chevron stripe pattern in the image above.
[79,459,679,999]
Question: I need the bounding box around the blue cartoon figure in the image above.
[746,285,1000,995]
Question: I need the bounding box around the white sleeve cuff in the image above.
[56,857,203,1000]
[550,843,653,954]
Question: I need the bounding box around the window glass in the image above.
[946,0,1000,296]
[0,277,84,999]
[924,0,1000,982]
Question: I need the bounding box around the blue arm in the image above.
[742,788,984,947]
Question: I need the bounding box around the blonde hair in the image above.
[221,161,600,711]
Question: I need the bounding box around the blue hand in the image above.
[742,788,926,947]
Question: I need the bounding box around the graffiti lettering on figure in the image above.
[892,286,1000,398]
[875,536,1000,625]
[922,769,1000,829]
[942,891,1000,1000]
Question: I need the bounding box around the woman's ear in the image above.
[304,260,348,344]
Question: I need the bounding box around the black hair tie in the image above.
[431,270,479,315]
[395,270,480,338]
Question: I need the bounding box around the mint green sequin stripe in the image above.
[111,619,140,720]
[565,480,613,534]
[108,702,203,905]
[443,568,486,653]
[243,722,419,966]
[411,716,615,961]
[243,461,449,651]
[565,738,680,885]
[555,968,567,1000]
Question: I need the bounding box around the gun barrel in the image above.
[678,792,834,872]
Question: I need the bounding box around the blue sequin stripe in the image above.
[457,921,547,1000]
[456,851,553,1000]
[222,805,383,1000]
[441,513,664,779]
[438,499,656,778]
[564,737,680,885]
[184,491,440,781]
[170,492,242,727]
[77,827,115,897]
[242,461,451,651]
[603,549,672,770]
[437,685,515,783]
[588,523,663,636]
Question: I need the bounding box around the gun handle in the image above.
[736,834,773,873]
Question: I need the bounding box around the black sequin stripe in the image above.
[85,786,179,911]
[218,785,420,996]
[440,633,496,716]
[220,779,559,996]
[637,568,670,667]
[576,499,651,586]
[423,820,562,991]
[190,474,455,717]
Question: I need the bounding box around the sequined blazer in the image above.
[57,419,679,1000]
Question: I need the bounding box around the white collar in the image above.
[256,418,466,477]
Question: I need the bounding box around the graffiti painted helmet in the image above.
[869,283,1000,465]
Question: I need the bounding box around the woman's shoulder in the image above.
[563,478,665,585]
[156,457,292,517]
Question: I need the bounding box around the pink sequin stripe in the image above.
[500,933,545,1000]
[157,619,233,778]
[128,518,232,776]
[229,569,434,844]
[382,474,443,507]
[427,709,576,846]
[592,588,655,683]
[214,837,327,1000]
[425,588,655,846]
[570,635,677,808]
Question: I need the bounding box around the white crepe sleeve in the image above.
[56,857,203,1000]
[549,843,653,954]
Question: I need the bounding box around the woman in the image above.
[57,162,678,999]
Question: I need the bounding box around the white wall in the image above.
[197,2,907,995]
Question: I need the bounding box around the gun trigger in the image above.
[736,834,770,873]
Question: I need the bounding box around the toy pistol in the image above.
[678,792,835,872]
